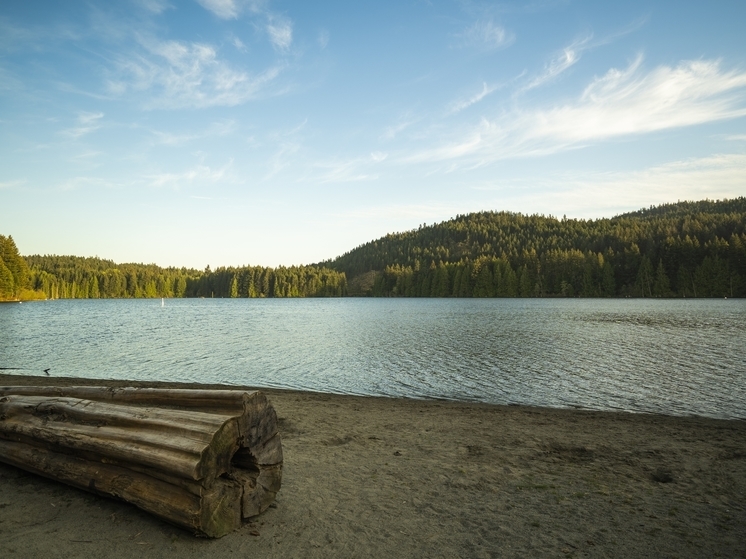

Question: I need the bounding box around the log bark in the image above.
[0,386,282,537]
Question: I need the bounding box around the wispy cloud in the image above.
[408,57,746,164]
[195,0,239,19]
[136,0,171,14]
[264,142,301,180]
[382,114,417,140]
[522,35,592,91]
[267,18,293,51]
[318,30,329,49]
[150,119,236,146]
[447,82,498,114]
[146,160,233,189]
[534,56,746,143]
[260,119,308,179]
[519,17,648,93]
[311,151,390,184]
[479,153,746,219]
[109,36,283,108]
[0,179,26,189]
[193,1,295,52]
[230,35,246,51]
[608,153,746,199]
[58,176,122,191]
[61,112,104,139]
[313,161,378,184]
[457,19,514,50]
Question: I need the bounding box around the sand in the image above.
[1,374,744,558]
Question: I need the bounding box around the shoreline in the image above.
[1,374,745,558]
[1,373,742,422]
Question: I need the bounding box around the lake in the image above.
[1,298,744,419]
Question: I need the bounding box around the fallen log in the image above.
[0,386,282,537]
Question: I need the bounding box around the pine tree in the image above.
[652,259,671,297]
[518,265,532,297]
[502,264,518,297]
[0,235,29,295]
[230,274,239,298]
[0,258,15,299]
[473,262,494,297]
[89,275,100,299]
[636,256,654,297]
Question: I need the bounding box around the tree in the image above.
[501,264,518,297]
[636,256,654,297]
[0,259,15,299]
[0,235,29,295]
[601,261,616,297]
[518,265,533,297]
[652,259,671,297]
[432,263,450,297]
[473,261,494,297]
[230,274,239,298]
[89,275,100,299]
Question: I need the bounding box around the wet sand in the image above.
[1,374,745,558]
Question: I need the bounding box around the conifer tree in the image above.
[0,235,29,294]
[652,259,671,297]
[0,258,15,299]
[230,274,239,298]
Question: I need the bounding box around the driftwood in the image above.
[0,386,282,537]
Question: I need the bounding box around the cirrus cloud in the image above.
[267,18,293,51]
[108,36,283,108]
[457,19,514,51]
[195,0,239,19]
[408,57,746,165]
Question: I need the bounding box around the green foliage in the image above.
[8,197,746,300]
[0,258,14,299]
[22,254,346,299]
[23,255,200,300]
[324,197,746,298]
[186,265,347,298]
[0,235,31,299]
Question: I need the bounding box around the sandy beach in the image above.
[1,374,744,558]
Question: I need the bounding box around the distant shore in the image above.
[1,374,745,558]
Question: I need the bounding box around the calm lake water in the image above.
[1,298,744,419]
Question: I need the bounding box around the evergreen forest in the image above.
[325,197,746,298]
[2,197,745,301]
[18,256,347,300]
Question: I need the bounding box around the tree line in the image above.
[20,255,347,300]
[5,197,745,301]
[325,198,746,298]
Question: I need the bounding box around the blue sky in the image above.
[1,0,745,268]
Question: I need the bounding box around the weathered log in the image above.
[0,386,282,537]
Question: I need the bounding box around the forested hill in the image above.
[7,197,746,300]
[324,198,746,298]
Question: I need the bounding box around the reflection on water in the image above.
[1,298,744,419]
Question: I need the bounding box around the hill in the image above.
[323,198,746,298]
[11,197,746,299]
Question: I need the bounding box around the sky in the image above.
[1,0,745,269]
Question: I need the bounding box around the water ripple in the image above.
[1,298,744,418]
